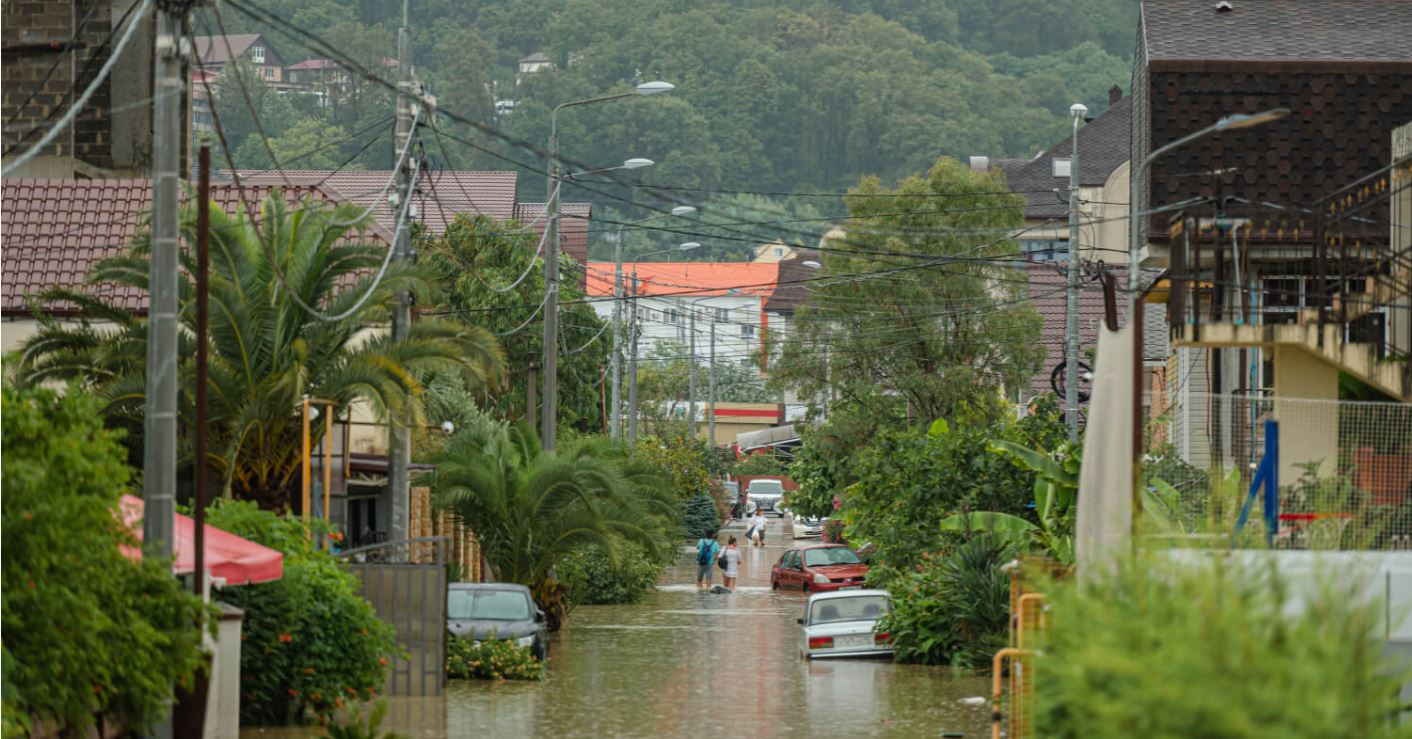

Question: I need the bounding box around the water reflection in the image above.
[242,526,992,738]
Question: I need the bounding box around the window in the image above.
[774,247,784,257]
[263,67,275,79]
[250,45,265,63]
[741,323,756,338]
[667,309,680,325]
[715,307,729,322]
[809,595,890,625]
[1019,239,1068,262]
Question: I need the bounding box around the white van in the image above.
[747,479,785,516]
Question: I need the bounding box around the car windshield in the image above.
[810,595,890,625]
[448,589,531,621]
[750,482,783,495]
[804,547,862,567]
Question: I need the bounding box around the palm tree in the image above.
[432,416,677,627]
[16,192,505,509]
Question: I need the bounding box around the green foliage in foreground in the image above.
[877,536,1015,667]
[202,501,398,724]
[446,638,545,682]
[321,700,407,739]
[557,541,666,606]
[1035,556,1411,737]
[1,385,210,736]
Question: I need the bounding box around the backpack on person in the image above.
[697,538,716,565]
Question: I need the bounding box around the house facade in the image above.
[1132,0,1412,476]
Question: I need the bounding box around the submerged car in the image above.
[791,513,825,539]
[447,583,549,660]
[771,543,870,592]
[797,590,894,659]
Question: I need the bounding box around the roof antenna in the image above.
[1214,1,1233,12]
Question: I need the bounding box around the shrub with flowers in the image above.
[445,637,545,681]
[203,500,399,724]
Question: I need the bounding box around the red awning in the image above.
[120,495,284,585]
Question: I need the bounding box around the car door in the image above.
[785,550,804,589]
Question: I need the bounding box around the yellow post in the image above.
[301,396,311,525]
[321,402,332,532]
[992,648,1032,739]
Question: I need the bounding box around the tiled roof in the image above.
[2,179,389,315]
[762,251,821,314]
[994,97,1131,218]
[584,261,779,298]
[1142,0,1412,63]
[193,34,262,66]
[223,169,521,226]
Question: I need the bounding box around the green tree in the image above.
[767,157,1044,426]
[2,385,209,735]
[235,118,352,170]
[431,417,677,627]
[420,214,608,433]
[16,194,504,510]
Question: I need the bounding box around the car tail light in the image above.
[808,636,834,649]
[874,632,892,645]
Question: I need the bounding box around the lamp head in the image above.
[621,158,654,170]
[801,260,823,269]
[1069,103,1088,119]
[635,81,675,96]
[679,241,701,251]
[670,206,697,216]
[441,420,456,436]
[1215,108,1290,131]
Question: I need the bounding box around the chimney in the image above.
[969,156,990,173]
[1109,85,1122,106]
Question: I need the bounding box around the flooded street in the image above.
[243,519,991,738]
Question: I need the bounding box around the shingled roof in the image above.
[2,178,389,315]
[993,96,1131,219]
[1141,0,1412,64]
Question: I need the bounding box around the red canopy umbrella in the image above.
[120,495,283,585]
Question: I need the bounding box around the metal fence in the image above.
[338,537,449,696]
[1145,392,1412,550]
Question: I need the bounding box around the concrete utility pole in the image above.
[627,275,641,449]
[143,0,189,560]
[541,127,563,453]
[688,306,698,438]
[388,0,415,545]
[610,234,625,440]
[1065,103,1087,443]
[708,319,717,447]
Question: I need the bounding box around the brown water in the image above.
[242,520,992,738]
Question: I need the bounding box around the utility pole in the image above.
[1065,103,1087,443]
[688,306,697,439]
[388,0,415,545]
[708,319,717,448]
[143,0,188,562]
[628,274,641,448]
[541,135,562,453]
[610,235,624,440]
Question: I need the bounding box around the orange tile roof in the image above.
[585,261,779,298]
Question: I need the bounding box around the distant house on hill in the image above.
[517,52,554,84]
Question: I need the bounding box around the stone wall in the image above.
[408,485,481,582]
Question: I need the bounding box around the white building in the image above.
[585,261,780,368]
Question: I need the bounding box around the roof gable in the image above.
[997,96,1132,218]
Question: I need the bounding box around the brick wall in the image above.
[2,0,113,168]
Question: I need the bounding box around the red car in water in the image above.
[771,543,870,593]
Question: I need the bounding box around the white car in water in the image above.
[797,590,894,659]
[792,513,825,539]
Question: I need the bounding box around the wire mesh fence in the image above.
[1144,392,1412,550]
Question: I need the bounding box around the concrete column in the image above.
[1272,346,1339,482]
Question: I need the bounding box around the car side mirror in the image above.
[534,610,546,623]
[796,617,804,625]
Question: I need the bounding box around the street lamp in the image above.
[610,205,697,440]
[1127,107,1291,308]
[542,81,675,452]
[567,158,656,179]
[801,260,822,269]
[627,241,700,447]
[1064,102,1087,444]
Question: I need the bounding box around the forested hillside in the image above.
[211,0,1138,259]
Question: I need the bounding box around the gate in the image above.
[337,537,449,696]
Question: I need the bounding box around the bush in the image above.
[557,541,664,606]
[2,385,210,735]
[682,493,721,539]
[446,637,544,681]
[1035,556,1410,737]
[202,500,398,724]
[876,536,1014,667]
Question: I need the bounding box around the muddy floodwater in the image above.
[242,520,993,738]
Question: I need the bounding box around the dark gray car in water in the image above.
[447,583,549,660]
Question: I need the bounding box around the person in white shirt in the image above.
[720,535,741,589]
[748,511,768,547]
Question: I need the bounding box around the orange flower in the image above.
[278,633,293,643]
[288,688,300,697]
[378,657,388,666]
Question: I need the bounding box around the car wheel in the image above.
[802,581,810,593]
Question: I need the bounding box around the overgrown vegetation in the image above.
[878,536,1015,666]
[557,541,667,606]
[446,638,546,682]
[1034,555,1410,737]
[2,385,210,736]
[202,500,398,724]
